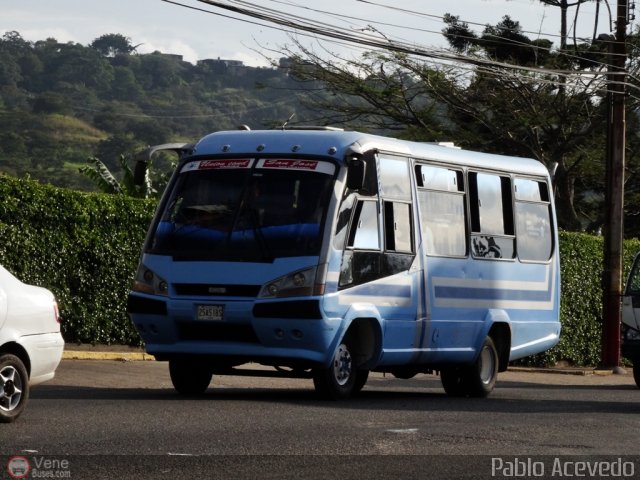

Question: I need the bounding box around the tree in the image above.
[537,0,594,48]
[90,34,136,57]
[95,133,141,171]
[280,12,614,230]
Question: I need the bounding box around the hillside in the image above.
[0,31,320,191]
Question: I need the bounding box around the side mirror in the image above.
[346,159,366,191]
[132,143,194,186]
[133,160,148,186]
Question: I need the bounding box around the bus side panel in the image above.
[422,255,560,364]
[321,247,425,367]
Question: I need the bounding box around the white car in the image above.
[0,265,64,422]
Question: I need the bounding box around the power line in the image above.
[193,0,628,80]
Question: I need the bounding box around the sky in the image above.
[0,0,624,67]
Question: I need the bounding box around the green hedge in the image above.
[1,175,640,366]
[0,175,154,344]
[524,232,640,366]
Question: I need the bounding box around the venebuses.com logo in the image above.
[6,455,71,479]
[6,456,30,479]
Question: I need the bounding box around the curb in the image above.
[507,366,620,376]
[62,350,154,361]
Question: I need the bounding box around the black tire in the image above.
[0,354,30,423]
[313,342,356,400]
[440,366,468,397]
[169,359,212,395]
[440,336,499,398]
[633,362,640,388]
[464,336,499,397]
[353,369,370,394]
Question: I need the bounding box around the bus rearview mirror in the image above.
[347,159,366,191]
[133,160,148,186]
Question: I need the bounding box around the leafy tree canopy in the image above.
[90,33,136,57]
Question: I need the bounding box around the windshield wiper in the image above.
[247,208,273,262]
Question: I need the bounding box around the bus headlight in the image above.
[259,265,326,298]
[132,264,169,296]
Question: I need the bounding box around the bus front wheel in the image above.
[169,359,212,395]
[313,342,357,400]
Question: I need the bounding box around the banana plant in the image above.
[79,154,156,198]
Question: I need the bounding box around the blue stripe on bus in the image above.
[434,286,551,302]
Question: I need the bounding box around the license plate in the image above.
[197,304,224,321]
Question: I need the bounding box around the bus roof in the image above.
[193,129,550,177]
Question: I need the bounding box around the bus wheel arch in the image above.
[344,317,382,370]
[488,322,511,373]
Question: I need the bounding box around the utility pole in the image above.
[601,0,628,370]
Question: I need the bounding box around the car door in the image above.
[622,253,640,330]
[0,280,7,331]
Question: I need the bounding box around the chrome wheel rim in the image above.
[0,365,23,412]
[333,344,352,386]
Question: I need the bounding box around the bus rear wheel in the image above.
[440,366,468,397]
[169,359,212,395]
[440,336,499,398]
[313,342,357,400]
[465,336,499,397]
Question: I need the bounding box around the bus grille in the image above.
[177,322,260,343]
[173,284,261,297]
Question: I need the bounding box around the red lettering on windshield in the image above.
[199,159,251,169]
[262,159,318,170]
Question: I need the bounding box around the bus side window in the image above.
[514,178,553,262]
[384,202,412,253]
[469,172,515,260]
[382,201,415,275]
[349,200,380,250]
[339,199,381,288]
[416,165,466,257]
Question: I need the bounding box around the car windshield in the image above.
[147,158,336,261]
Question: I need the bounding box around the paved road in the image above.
[2,360,640,479]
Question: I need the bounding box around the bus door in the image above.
[377,155,422,359]
[336,154,421,362]
[415,163,468,360]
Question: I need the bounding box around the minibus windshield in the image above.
[147,158,335,261]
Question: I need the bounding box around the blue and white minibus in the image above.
[127,128,560,399]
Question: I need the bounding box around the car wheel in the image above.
[169,359,212,395]
[0,354,30,423]
[633,362,640,388]
[313,342,356,400]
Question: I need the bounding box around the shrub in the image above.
[1,175,639,365]
[0,175,154,344]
